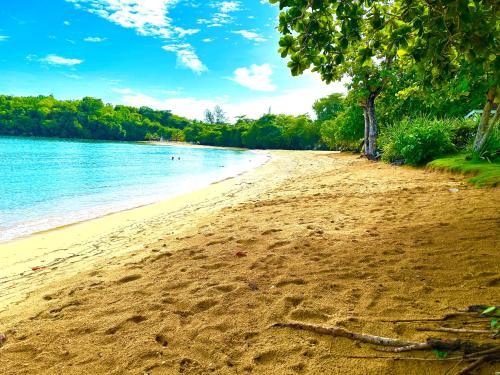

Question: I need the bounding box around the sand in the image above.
[0,151,498,374]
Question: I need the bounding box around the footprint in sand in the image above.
[155,334,169,347]
[192,298,218,313]
[289,308,330,322]
[254,350,279,365]
[268,240,292,250]
[214,284,237,293]
[284,296,304,307]
[487,277,500,287]
[261,228,282,235]
[179,358,199,373]
[105,315,147,335]
[200,262,228,270]
[117,274,142,283]
[275,278,307,287]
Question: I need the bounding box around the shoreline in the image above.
[0,151,498,374]
[0,149,279,310]
[0,150,270,246]
[0,137,270,244]
[141,140,250,151]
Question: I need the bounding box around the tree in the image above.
[204,105,228,125]
[270,0,397,159]
[242,115,284,149]
[204,109,215,124]
[0,95,194,142]
[313,93,345,122]
[320,105,364,150]
[392,0,499,155]
[213,105,228,124]
[272,0,499,158]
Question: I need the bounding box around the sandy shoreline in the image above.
[0,151,498,374]
[0,149,273,310]
[142,140,248,151]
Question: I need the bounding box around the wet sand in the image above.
[0,151,498,374]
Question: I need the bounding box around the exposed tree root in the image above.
[272,322,421,347]
[456,356,488,375]
[374,344,431,353]
[382,314,464,323]
[416,327,492,335]
[273,322,495,352]
[462,347,500,358]
[272,321,500,374]
[382,305,500,323]
[344,355,462,361]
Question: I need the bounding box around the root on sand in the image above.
[272,312,500,375]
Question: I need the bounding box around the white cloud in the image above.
[202,38,213,42]
[116,73,347,121]
[66,0,207,74]
[153,88,182,95]
[198,0,241,27]
[84,36,107,42]
[41,54,83,66]
[162,44,207,74]
[174,27,200,37]
[67,0,178,38]
[63,20,71,26]
[120,93,221,120]
[231,64,275,92]
[64,73,82,79]
[0,36,9,41]
[216,1,240,13]
[231,30,266,42]
[112,87,134,94]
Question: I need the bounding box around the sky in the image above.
[0,0,346,121]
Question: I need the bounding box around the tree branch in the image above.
[416,327,492,335]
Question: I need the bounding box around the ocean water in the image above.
[0,136,268,242]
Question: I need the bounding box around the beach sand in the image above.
[0,151,498,374]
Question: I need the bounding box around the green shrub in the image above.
[475,124,500,161]
[320,106,364,150]
[448,118,477,150]
[382,117,455,165]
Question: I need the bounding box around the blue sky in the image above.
[0,0,345,120]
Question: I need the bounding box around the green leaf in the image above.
[432,350,449,359]
[491,319,499,329]
[362,58,373,67]
[482,306,496,315]
[397,49,408,57]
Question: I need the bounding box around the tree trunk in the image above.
[366,91,380,159]
[473,87,498,154]
[361,103,369,156]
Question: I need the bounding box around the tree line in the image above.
[0,95,321,149]
[0,95,189,142]
[271,0,498,160]
[1,1,497,164]
[0,84,491,160]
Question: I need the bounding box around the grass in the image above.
[427,154,500,187]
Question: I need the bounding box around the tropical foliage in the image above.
[0,95,188,142]
[270,0,499,159]
[0,95,324,150]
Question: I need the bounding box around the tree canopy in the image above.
[270,0,499,158]
[0,95,324,150]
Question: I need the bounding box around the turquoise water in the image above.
[0,136,267,242]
